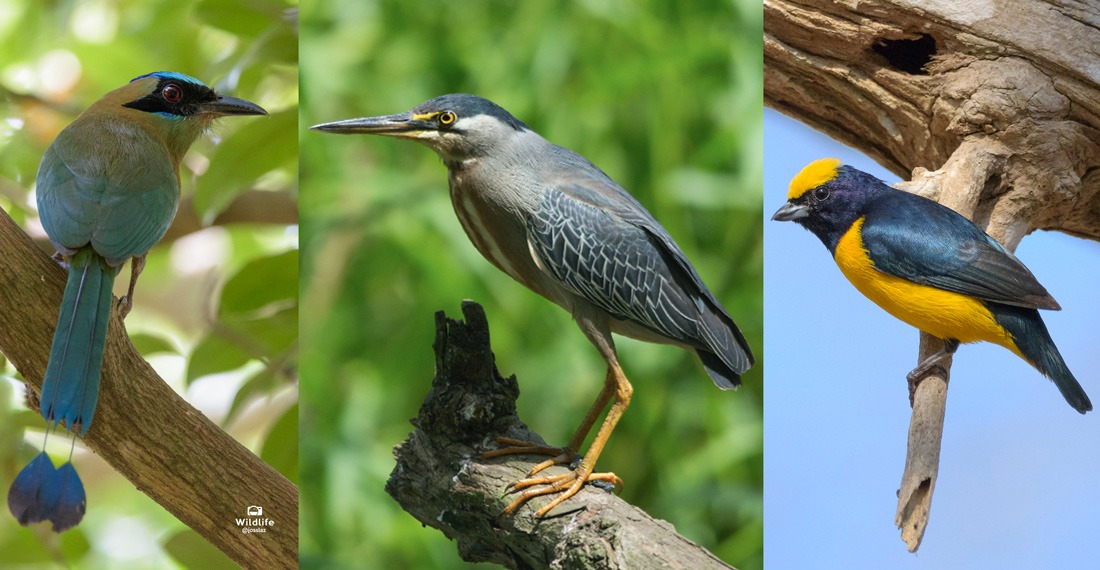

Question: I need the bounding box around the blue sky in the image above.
[764,108,1100,568]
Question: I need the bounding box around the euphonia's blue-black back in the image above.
[772,158,1091,414]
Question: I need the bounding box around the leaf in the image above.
[219,250,299,318]
[260,404,299,484]
[186,334,254,385]
[226,365,279,424]
[129,333,178,356]
[165,529,238,570]
[194,0,283,38]
[229,306,298,355]
[193,109,297,224]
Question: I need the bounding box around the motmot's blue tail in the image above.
[7,451,86,532]
[993,304,1092,414]
[41,247,119,434]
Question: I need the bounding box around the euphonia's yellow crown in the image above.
[788,158,842,200]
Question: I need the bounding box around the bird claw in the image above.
[484,436,621,516]
[905,362,947,384]
[116,296,134,319]
[482,437,580,474]
[502,467,622,517]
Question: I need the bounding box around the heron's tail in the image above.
[696,307,754,390]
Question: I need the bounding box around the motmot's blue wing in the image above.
[36,113,179,265]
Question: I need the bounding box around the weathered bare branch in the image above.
[386,301,733,570]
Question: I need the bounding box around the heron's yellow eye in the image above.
[438,111,456,126]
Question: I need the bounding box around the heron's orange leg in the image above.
[501,361,633,516]
[482,368,618,476]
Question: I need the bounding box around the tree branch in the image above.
[0,208,298,568]
[385,301,733,570]
[766,0,1100,552]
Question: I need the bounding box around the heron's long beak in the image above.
[310,112,433,138]
[200,95,268,117]
[771,202,809,222]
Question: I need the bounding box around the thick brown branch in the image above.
[385,301,733,570]
[0,208,298,568]
[765,0,1100,240]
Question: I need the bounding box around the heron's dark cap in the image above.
[414,94,530,132]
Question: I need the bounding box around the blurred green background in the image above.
[300,0,762,568]
[0,0,298,567]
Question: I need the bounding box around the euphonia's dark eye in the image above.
[162,84,182,103]
[813,186,830,201]
[438,111,456,126]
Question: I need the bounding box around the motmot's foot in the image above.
[118,255,146,320]
[117,296,134,319]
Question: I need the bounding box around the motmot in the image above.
[6,72,266,532]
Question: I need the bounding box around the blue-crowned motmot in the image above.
[6,72,266,532]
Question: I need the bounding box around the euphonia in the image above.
[772,158,1091,413]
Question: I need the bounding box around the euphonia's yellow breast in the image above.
[833,217,1022,356]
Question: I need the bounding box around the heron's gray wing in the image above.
[527,185,753,386]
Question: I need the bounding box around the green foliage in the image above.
[164,529,239,569]
[0,0,298,567]
[300,0,762,568]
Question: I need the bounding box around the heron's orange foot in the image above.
[502,466,622,517]
[482,437,580,477]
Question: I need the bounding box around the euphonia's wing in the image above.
[861,192,1058,310]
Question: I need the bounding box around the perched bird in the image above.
[8,72,267,532]
[772,158,1091,413]
[313,94,754,516]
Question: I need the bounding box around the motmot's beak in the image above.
[200,95,268,117]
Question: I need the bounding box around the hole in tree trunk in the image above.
[872,34,936,75]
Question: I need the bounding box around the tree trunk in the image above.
[765,0,1100,552]
[385,301,733,570]
[0,208,298,568]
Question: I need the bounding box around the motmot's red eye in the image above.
[162,84,182,103]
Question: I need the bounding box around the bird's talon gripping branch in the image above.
[502,466,621,516]
[481,437,569,461]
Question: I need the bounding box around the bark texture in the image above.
[0,208,298,568]
[766,0,1100,552]
[385,301,732,570]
